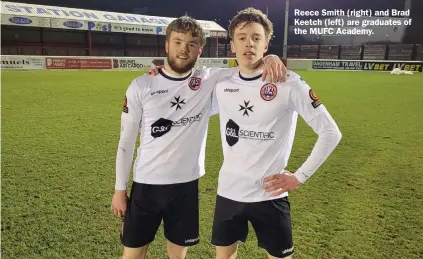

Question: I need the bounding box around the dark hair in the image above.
[166,16,206,46]
[228,7,274,41]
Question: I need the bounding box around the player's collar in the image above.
[159,68,192,81]
[238,70,263,81]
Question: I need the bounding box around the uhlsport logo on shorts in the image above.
[185,237,199,244]
[281,246,294,255]
[225,119,275,147]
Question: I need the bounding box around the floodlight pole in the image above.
[404,0,411,13]
[282,0,290,59]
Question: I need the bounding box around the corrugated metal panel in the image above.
[1,1,226,32]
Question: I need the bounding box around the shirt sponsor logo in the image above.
[173,112,203,127]
[226,119,240,146]
[151,118,172,138]
[151,112,203,137]
[225,119,274,146]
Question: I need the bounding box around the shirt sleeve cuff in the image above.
[115,182,128,191]
[294,170,309,184]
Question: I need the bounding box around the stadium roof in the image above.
[0,1,227,37]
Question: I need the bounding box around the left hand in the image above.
[262,55,288,83]
[263,170,301,196]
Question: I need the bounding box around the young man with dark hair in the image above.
[211,8,342,259]
[111,15,287,259]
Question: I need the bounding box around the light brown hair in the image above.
[228,7,274,41]
[166,16,206,46]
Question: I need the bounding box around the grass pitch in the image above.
[1,70,423,259]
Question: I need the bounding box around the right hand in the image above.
[148,65,164,76]
[111,190,127,218]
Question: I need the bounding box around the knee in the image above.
[216,244,238,259]
[122,246,148,259]
[166,241,188,259]
[167,254,187,259]
[122,254,146,259]
[267,253,293,259]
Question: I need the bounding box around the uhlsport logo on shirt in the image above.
[224,88,239,93]
[151,118,172,138]
[151,89,168,96]
[225,119,275,146]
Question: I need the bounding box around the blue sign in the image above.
[63,21,83,28]
[2,3,222,32]
[5,4,172,26]
[9,16,32,25]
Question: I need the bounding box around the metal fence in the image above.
[2,25,422,61]
[287,44,423,61]
[1,25,223,58]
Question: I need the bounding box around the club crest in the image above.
[189,77,201,91]
[260,83,278,101]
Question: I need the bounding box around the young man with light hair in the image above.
[211,8,342,259]
[111,15,287,259]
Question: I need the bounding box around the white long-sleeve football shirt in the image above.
[115,67,235,190]
[214,69,342,202]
